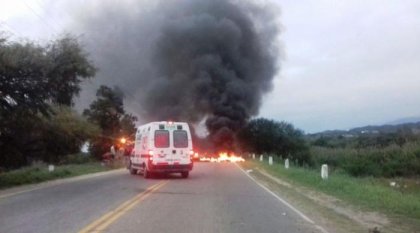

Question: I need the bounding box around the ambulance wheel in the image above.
[129,163,137,175]
[181,171,189,178]
[143,168,152,179]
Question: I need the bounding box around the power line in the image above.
[32,0,65,30]
[22,1,58,34]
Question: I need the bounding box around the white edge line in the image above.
[235,163,330,233]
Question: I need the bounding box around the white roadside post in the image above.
[110,145,116,157]
[48,164,55,172]
[259,154,263,161]
[252,153,255,159]
[81,141,90,153]
[268,156,273,165]
[285,159,289,169]
[321,164,328,180]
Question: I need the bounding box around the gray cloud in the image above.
[260,0,420,132]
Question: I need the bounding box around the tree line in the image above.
[0,33,313,170]
[0,34,136,169]
[237,118,310,165]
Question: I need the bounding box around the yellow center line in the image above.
[78,181,168,233]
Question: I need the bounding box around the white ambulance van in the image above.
[128,121,194,178]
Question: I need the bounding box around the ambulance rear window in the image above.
[155,130,169,148]
[174,130,188,148]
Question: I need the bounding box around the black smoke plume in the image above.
[72,0,281,151]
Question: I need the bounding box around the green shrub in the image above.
[0,163,108,189]
[310,142,420,177]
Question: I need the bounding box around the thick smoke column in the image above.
[73,0,281,150]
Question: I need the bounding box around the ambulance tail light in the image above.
[189,150,194,160]
[148,150,154,161]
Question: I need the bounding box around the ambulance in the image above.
[128,121,194,178]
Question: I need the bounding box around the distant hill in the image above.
[385,116,420,125]
[309,117,420,137]
[349,122,420,134]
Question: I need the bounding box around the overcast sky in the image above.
[1,0,420,133]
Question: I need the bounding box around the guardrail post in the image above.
[252,153,255,159]
[321,164,328,180]
[285,159,289,169]
[259,154,263,161]
[268,156,273,165]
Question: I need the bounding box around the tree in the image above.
[0,38,50,167]
[83,85,137,158]
[39,106,100,163]
[0,37,51,117]
[0,105,100,168]
[0,34,96,115]
[0,34,97,168]
[238,118,310,164]
[0,109,42,168]
[83,86,125,135]
[120,113,138,137]
[46,35,96,106]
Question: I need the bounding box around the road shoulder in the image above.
[0,168,125,199]
[239,161,394,233]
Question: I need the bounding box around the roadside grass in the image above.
[248,160,420,220]
[309,142,420,177]
[0,162,111,189]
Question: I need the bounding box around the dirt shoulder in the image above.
[240,161,420,233]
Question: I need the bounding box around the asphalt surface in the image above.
[0,163,322,233]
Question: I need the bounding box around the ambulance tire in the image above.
[181,171,189,178]
[129,163,137,175]
[143,167,152,179]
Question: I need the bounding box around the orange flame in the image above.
[217,152,245,163]
[198,152,245,163]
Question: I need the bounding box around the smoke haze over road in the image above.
[72,0,281,149]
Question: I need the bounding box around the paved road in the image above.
[0,163,322,233]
